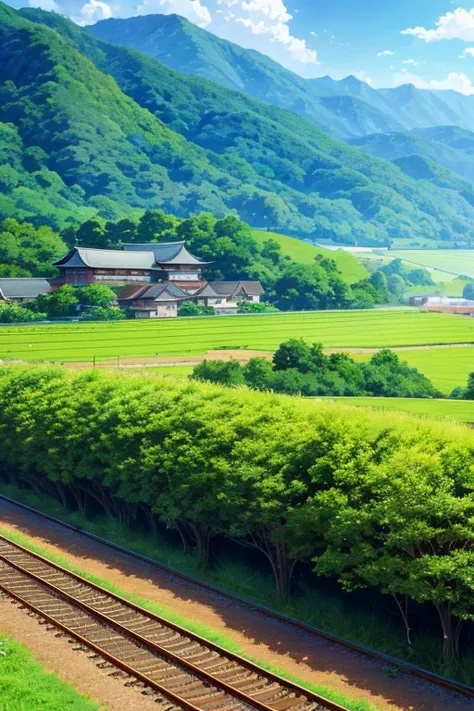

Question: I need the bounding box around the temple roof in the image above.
[118,283,190,303]
[207,281,265,297]
[54,247,158,270]
[123,241,210,266]
[0,278,52,300]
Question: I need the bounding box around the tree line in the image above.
[0,365,473,665]
[0,213,435,325]
[192,339,440,398]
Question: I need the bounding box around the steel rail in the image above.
[1,492,473,700]
[0,536,349,711]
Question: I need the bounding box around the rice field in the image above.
[353,346,474,394]
[327,397,474,423]
[391,250,474,278]
[3,309,474,363]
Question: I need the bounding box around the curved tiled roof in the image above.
[123,242,210,266]
[0,278,52,299]
[55,247,157,270]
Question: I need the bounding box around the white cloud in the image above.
[216,0,317,64]
[393,70,474,95]
[136,0,212,27]
[28,0,58,9]
[459,47,474,58]
[402,8,474,43]
[74,0,112,25]
[355,70,373,85]
[377,50,393,56]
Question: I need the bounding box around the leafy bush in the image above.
[0,366,473,666]
[193,339,440,399]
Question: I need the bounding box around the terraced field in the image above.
[2,310,474,363]
[391,250,474,278]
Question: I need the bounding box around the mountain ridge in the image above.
[89,13,474,137]
[3,3,474,248]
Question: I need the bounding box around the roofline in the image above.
[122,241,185,248]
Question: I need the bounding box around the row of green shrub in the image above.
[192,339,440,398]
[0,365,473,668]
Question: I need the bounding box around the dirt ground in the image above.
[0,500,471,711]
[62,343,474,370]
[0,596,167,711]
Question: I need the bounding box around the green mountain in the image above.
[351,126,474,183]
[87,14,403,140]
[3,4,474,247]
[90,14,474,136]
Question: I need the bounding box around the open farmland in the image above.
[326,397,474,422]
[353,345,474,395]
[2,309,474,363]
[391,250,474,278]
[252,231,368,284]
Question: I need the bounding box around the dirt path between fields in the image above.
[58,342,474,370]
[0,499,471,711]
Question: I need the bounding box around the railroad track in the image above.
[0,535,347,711]
[1,494,473,701]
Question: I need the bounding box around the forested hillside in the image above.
[89,15,474,137]
[3,4,474,246]
[352,126,474,184]
[87,14,401,139]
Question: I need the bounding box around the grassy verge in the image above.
[0,523,380,711]
[2,484,473,687]
[0,634,101,711]
[320,397,474,423]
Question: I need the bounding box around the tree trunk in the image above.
[435,603,463,667]
[187,521,211,568]
[234,530,296,599]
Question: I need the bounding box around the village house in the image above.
[50,242,265,318]
[0,278,53,303]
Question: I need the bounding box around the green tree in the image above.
[36,284,79,318]
[76,284,116,308]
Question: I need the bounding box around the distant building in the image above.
[195,281,264,315]
[117,283,190,318]
[0,278,53,303]
[4,242,264,319]
[54,242,209,290]
[409,295,474,316]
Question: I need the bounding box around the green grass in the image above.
[391,249,474,278]
[252,231,368,284]
[0,634,101,711]
[322,397,474,422]
[353,346,474,395]
[2,484,473,688]
[404,280,467,297]
[3,309,474,363]
[0,518,380,711]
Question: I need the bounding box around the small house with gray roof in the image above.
[0,278,53,303]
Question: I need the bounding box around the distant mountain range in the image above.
[89,14,474,139]
[3,3,474,248]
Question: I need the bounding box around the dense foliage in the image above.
[2,6,474,246]
[63,211,388,310]
[0,301,46,323]
[192,340,441,398]
[0,217,66,277]
[0,366,473,666]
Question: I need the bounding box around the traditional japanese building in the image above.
[54,242,209,291]
[0,278,53,302]
[117,283,190,319]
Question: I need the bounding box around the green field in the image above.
[353,346,474,394]
[325,397,474,422]
[252,231,368,284]
[3,310,474,362]
[391,249,474,278]
[404,279,467,297]
[0,634,100,711]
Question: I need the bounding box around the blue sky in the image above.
[10,0,474,93]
